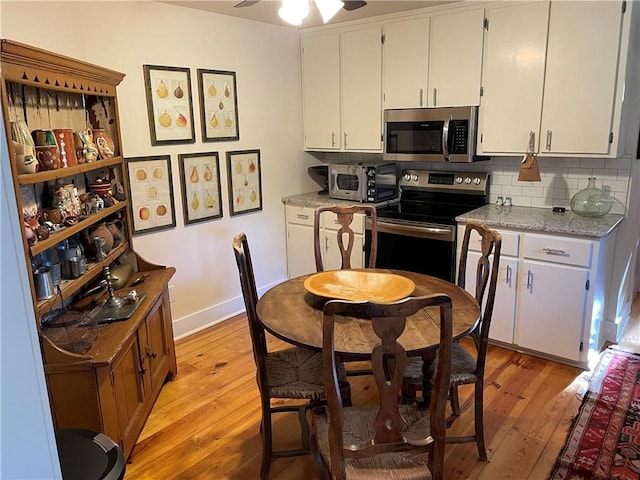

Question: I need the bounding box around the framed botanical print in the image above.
[178,152,223,225]
[197,69,239,142]
[143,64,196,145]
[226,149,262,216]
[125,155,176,234]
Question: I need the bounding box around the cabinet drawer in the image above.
[285,205,315,227]
[322,212,365,234]
[465,227,519,257]
[522,234,593,267]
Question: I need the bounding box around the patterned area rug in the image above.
[550,347,640,479]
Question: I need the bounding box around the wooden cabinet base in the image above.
[42,267,177,459]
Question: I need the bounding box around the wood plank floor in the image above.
[124,301,640,480]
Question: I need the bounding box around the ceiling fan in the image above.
[235,1,367,11]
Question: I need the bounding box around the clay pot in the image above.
[32,129,58,147]
[106,219,125,248]
[12,141,38,174]
[82,222,114,258]
[35,145,61,170]
[74,129,99,163]
[92,128,115,159]
[53,128,77,167]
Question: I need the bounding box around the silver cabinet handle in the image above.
[542,248,567,256]
[325,236,329,252]
[432,87,437,106]
[527,270,533,291]
[505,264,512,286]
[419,88,424,107]
[344,132,348,148]
[331,131,336,148]
[546,130,552,150]
[296,214,309,220]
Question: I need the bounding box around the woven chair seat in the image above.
[312,405,433,480]
[266,347,346,400]
[403,344,478,387]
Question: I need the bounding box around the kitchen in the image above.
[1,0,639,478]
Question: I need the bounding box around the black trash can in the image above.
[55,429,126,480]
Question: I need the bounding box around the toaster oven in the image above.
[328,163,398,203]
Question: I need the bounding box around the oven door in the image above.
[365,218,456,282]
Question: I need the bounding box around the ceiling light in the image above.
[315,0,344,23]
[279,0,310,26]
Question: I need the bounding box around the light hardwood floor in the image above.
[124,299,640,480]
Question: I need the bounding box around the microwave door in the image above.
[385,120,445,161]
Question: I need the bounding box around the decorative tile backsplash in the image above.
[313,152,631,215]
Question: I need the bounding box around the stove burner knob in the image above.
[465,176,472,184]
[455,176,463,184]
[473,177,482,185]
[411,174,418,181]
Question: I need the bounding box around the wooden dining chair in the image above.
[232,232,349,480]
[310,294,453,480]
[402,222,502,461]
[313,204,377,272]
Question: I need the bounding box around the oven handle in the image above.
[368,218,454,242]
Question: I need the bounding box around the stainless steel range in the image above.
[365,169,489,282]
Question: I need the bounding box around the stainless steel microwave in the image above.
[329,163,398,203]
[383,106,488,162]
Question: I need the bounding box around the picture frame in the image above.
[197,69,240,142]
[143,64,196,146]
[125,155,177,235]
[226,149,262,216]
[178,152,223,225]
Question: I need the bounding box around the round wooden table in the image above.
[256,269,480,357]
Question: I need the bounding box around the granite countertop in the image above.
[456,205,624,238]
[282,191,399,209]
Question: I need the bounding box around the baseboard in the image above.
[172,278,284,340]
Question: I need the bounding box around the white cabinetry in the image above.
[428,8,485,107]
[478,1,630,157]
[477,1,549,154]
[285,204,365,278]
[458,223,614,367]
[383,18,429,109]
[301,27,382,152]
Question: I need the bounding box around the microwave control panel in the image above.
[450,120,469,154]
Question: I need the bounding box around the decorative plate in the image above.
[303,270,415,302]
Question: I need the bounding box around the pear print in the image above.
[244,175,249,187]
[174,82,184,99]
[159,111,171,127]
[250,189,257,203]
[219,100,224,110]
[211,113,218,128]
[208,81,217,97]
[156,80,168,98]
[236,191,244,205]
[249,159,256,173]
[235,159,243,175]
[191,192,199,211]
[224,81,230,98]
[190,166,199,183]
[225,113,233,128]
[204,164,213,182]
[176,108,187,128]
[205,189,215,209]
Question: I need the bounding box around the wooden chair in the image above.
[310,294,453,480]
[232,232,349,480]
[402,222,502,461]
[313,205,377,272]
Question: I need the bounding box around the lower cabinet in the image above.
[42,268,177,459]
[285,204,365,278]
[458,224,613,367]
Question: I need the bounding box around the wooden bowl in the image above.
[303,270,415,302]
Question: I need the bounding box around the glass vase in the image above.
[570,177,612,217]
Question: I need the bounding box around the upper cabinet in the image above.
[382,18,430,109]
[478,0,631,157]
[540,1,624,155]
[301,34,341,150]
[477,1,549,155]
[427,8,485,107]
[301,26,382,152]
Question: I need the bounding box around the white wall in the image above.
[1,1,321,338]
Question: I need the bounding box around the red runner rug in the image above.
[550,347,640,479]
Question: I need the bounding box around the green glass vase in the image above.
[570,177,612,217]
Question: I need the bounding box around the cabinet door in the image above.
[428,8,484,107]
[540,1,623,155]
[341,27,383,151]
[515,260,588,362]
[320,230,364,271]
[383,18,429,108]
[302,34,341,150]
[145,290,173,395]
[465,252,517,344]
[286,222,316,279]
[111,334,146,456]
[478,2,549,154]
